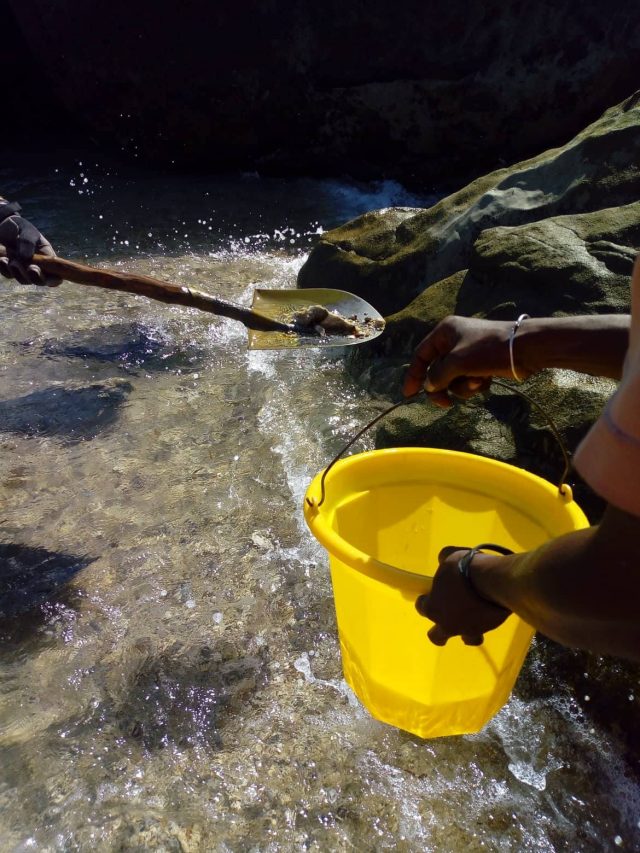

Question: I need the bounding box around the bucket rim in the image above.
[303,446,587,583]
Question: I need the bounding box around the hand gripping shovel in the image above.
[25,253,386,350]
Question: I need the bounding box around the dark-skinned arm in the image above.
[403,315,631,407]
[420,504,640,661]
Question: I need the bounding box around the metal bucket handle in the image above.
[307,379,572,509]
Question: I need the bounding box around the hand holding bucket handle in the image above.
[415,544,514,646]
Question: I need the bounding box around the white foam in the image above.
[322,178,436,220]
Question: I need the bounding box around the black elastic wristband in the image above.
[0,201,22,222]
[458,543,514,608]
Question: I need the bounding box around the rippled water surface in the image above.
[0,155,639,851]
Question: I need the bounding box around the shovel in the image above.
[22,253,385,350]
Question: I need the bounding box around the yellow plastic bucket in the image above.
[304,447,589,738]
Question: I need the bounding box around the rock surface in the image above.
[301,93,640,521]
[373,372,616,521]
[299,91,640,314]
[9,1,640,184]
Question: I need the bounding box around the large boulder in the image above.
[307,93,640,522]
[8,2,640,183]
[350,199,640,379]
[298,92,640,314]
[343,207,637,521]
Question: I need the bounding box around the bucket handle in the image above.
[307,379,571,509]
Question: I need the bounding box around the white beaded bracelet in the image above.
[508,313,530,381]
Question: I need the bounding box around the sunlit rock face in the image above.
[298,93,640,315]
[300,92,640,523]
[9,0,640,183]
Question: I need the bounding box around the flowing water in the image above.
[0,154,639,852]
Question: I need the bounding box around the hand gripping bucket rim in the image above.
[304,435,589,739]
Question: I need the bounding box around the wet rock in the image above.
[299,92,640,315]
[348,202,640,391]
[0,378,133,444]
[375,397,516,463]
[374,371,614,522]
[346,270,467,394]
[461,204,640,318]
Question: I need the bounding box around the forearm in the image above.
[472,505,640,660]
[517,315,630,380]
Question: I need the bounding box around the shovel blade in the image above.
[248,288,385,350]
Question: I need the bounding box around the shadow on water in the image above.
[0,379,133,444]
[103,638,269,751]
[36,321,206,374]
[0,542,94,649]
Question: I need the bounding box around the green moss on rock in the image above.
[299,93,640,316]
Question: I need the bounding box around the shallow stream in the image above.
[0,155,639,851]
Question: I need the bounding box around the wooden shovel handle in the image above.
[31,253,293,333]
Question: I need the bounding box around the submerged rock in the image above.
[0,543,94,620]
[39,321,205,373]
[102,636,269,751]
[0,378,134,444]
